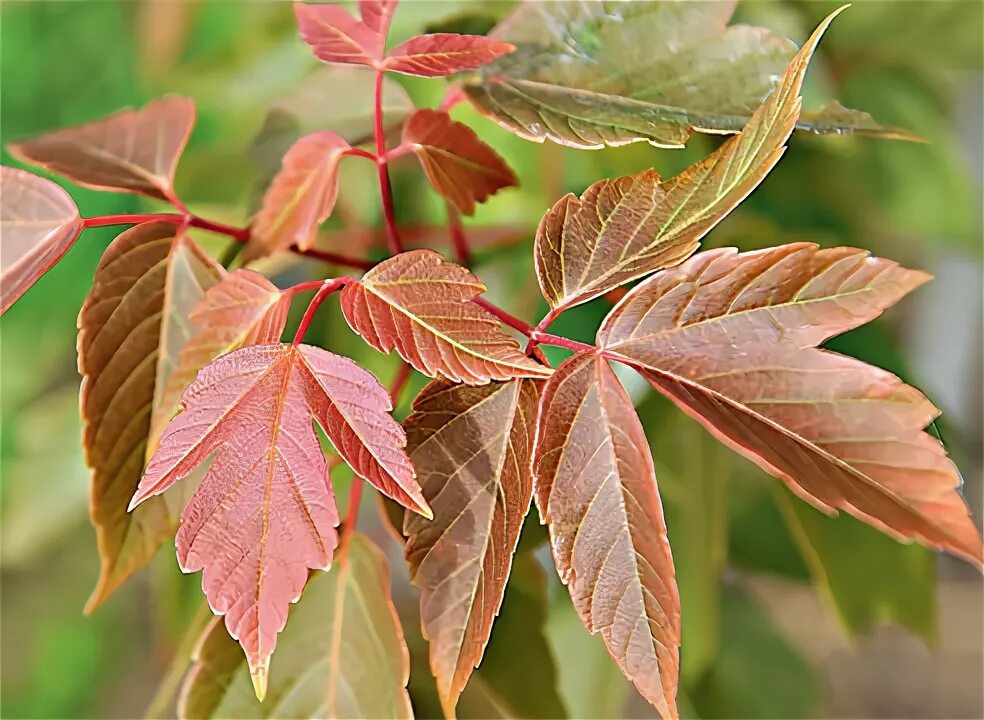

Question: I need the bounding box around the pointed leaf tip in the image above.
[250,660,268,701]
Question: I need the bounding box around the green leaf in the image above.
[462,1,914,149]
[690,586,818,719]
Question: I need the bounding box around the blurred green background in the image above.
[1,1,981,718]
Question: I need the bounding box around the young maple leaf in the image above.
[129,343,427,699]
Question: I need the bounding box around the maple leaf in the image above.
[598,243,983,567]
[534,7,842,314]
[340,250,549,384]
[79,222,222,612]
[403,378,540,716]
[462,2,917,148]
[294,1,388,68]
[8,96,195,202]
[533,351,680,719]
[179,534,412,720]
[129,343,427,697]
[150,269,290,450]
[403,109,518,215]
[247,131,350,262]
[0,166,82,315]
[384,33,515,77]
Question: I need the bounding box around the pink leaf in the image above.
[384,34,515,77]
[294,2,385,68]
[0,166,82,315]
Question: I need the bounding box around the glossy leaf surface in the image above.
[247,130,350,262]
[0,166,82,315]
[384,34,515,77]
[598,244,983,566]
[534,7,838,313]
[179,534,412,719]
[404,378,539,715]
[403,109,518,215]
[130,343,426,696]
[8,96,195,201]
[340,250,550,384]
[79,222,221,611]
[533,351,680,718]
[150,269,290,449]
[463,1,913,148]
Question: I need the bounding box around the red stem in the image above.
[447,204,471,266]
[389,362,412,406]
[473,297,593,353]
[374,70,403,255]
[341,479,364,547]
[292,278,349,345]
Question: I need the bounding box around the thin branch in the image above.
[374,70,403,254]
[447,204,471,266]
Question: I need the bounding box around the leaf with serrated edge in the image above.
[404,378,539,716]
[150,268,290,451]
[8,96,195,202]
[385,34,515,77]
[178,533,412,719]
[534,8,843,314]
[340,250,549,384]
[247,131,350,262]
[79,222,222,612]
[462,2,916,148]
[1,166,82,315]
[598,244,983,566]
[130,343,427,698]
[403,109,518,215]
[533,351,680,719]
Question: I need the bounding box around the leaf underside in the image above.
[463,0,917,149]
[598,243,983,567]
[404,378,540,716]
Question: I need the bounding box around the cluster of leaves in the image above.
[1,1,981,719]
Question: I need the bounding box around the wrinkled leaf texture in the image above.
[8,95,195,202]
[247,130,350,262]
[404,378,540,716]
[403,109,518,215]
[340,250,550,384]
[129,343,427,698]
[463,1,917,148]
[534,5,841,314]
[79,222,222,612]
[179,534,412,719]
[0,166,82,315]
[534,351,680,719]
[598,244,983,566]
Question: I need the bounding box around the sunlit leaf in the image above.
[8,96,195,202]
[130,343,427,697]
[533,351,680,719]
[0,166,83,315]
[534,8,839,313]
[150,269,290,450]
[79,222,222,612]
[598,243,983,566]
[403,378,540,715]
[403,109,518,215]
[462,1,915,148]
[179,534,412,719]
[246,131,350,262]
[340,250,550,384]
[384,34,515,77]
[294,1,387,69]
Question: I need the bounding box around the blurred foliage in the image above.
[1,1,980,718]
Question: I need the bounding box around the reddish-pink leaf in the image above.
[294,2,385,68]
[533,351,680,719]
[130,343,427,697]
[80,223,223,611]
[247,131,350,262]
[339,250,550,384]
[598,244,983,567]
[150,269,290,449]
[402,109,518,215]
[384,34,515,77]
[403,378,540,715]
[7,96,195,202]
[1,166,82,315]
